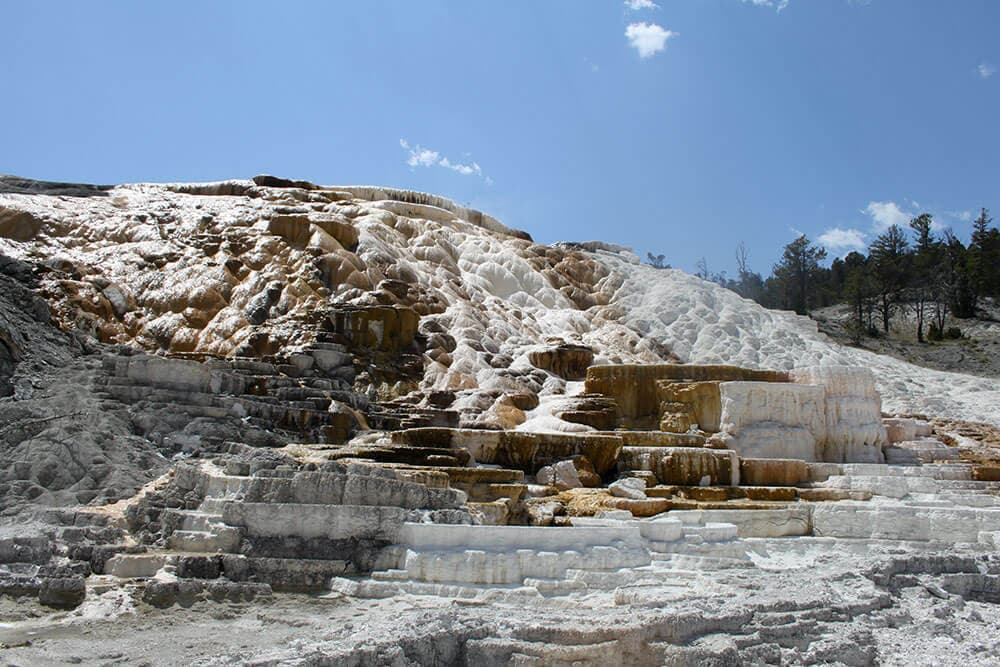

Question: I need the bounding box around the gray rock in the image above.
[609,477,647,500]
[38,576,86,608]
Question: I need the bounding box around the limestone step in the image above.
[396,522,644,551]
[669,508,810,538]
[681,523,740,543]
[167,528,240,553]
[104,553,169,578]
[796,488,873,502]
[884,439,961,464]
[936,479,1000,491]
[398,543,651,585]
[330,577,541,600]
[650,545,752,570]
[817,474,940,499]
[639,497,794,512]
[199,498,228,513]
[811,500,1000,542]
[645,485,799,502]
[180,511,227,532]
[563,566,693,588]
[521,577,587,595]
[979,531,1000,547]
[568,517,684,543]
[839,463,974,480]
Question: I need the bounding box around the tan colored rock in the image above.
[528,344,594,380]
[585,364,788,429]
[494,432,622,476]
[618,446,738,486]
[658,401,696,433]
[657,380,722,433]
[328,305,419,352]
[486,395,526,430]
[507,391,540,411]
[739,458,809,486]
[602,497,671,517]
[525,500,563,526]
[0,207,43,241]
[570,455,602,487]
[468,500,510,525]
[973,465,1000,482]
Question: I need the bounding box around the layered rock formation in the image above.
[2,175,1000,665]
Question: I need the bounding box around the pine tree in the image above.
[969,208,999,300]
[907,214,940,342]
[771,235,827,315]
[868,225,910,334]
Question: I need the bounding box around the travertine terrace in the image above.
[2,175,1000,665]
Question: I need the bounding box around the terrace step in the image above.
[167,528,240,553]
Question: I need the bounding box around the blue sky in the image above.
[3,1,998,277]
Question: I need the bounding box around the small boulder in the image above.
[609,477,647,500]
[526,500,563,526]
[0,207,44,241]
[38,576,86,609]
[508,391,540,411]
[536,460,582,491]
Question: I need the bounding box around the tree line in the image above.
[664,209,999,344]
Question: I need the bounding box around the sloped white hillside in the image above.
[1,177,997,426]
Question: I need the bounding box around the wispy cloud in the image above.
[743,0,790,11]
[745,0,869,11]
[979,62,996,79]
[625,22,677,59]
[399,139,490,182]
[624,0,659,10]
[819,227,867,256]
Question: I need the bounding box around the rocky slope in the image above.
[813,299,1000,380]
[2,174,999,427]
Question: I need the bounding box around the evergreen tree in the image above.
[969,208,999,299]
[868,225,910,334]
[907,214,941,342]
[771,235,827,315]
[943,230,977,318]
[841,251,875,343]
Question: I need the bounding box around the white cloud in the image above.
[864,201,910,231]
[979,63,996,79]
[439,157,482,177]
[625,22,676,59]
[624,0,659,10]
[819,227,867,255]
[743,0,791,11]
[399,139,490,182]
[742,0,868,11]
